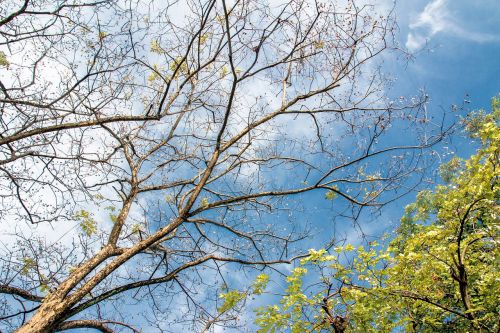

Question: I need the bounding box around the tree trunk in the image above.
[15,299,70,333]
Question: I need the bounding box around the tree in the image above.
[0,0,448,332]
[254,99,499,332]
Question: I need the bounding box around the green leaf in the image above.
[252,274,270,295]
[74,210,97,236]
[218,290,246,313]
[325,190,337,200]
[20,257,35,275]
[200,197,209,208]
[0,51,9,68]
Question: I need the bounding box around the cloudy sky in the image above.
[1,0,499,331]
[237,1,500,329]
[254,0,500,319]
[396,0,500,114]
[294,0,500,245]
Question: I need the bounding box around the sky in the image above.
[245,0,500,329]
[211,1,500,331]
[395,0,500,119]
[1,0,499,331]
[290,0,500,249]
[344,0,500,239]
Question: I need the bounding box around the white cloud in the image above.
[406,0,500,51]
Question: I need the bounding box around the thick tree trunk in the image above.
[15,217,185,332]
[15,299,70,333]
[15,193,140,332]
[15,154,212,332]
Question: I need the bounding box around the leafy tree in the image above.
[254,99,499,332]
[0,0,449,331]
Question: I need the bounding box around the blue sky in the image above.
[295,0,500,247]
[335,0,500,239]
[245,0,500,329]
[142,1,500,330]
[1,1,499,332]
[395,0,500,119]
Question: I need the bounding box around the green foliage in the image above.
[150,40,163,54]
[386,100,499,331]
[252,274,270,295]
[147,64,164,82]
[300,249,335,264]
[200,197,209,208]
[169,56,189,79]
[217,273,270,317]
[39,283,50,293]
[131,224,143,234]
[74,210,97,236]
[109,214,118,224]
[98,31,108,41]
[438,156,464,183]
[254,245,396,333]
[199,33,209,45]
[255,305,290,333]
[0,51,9,67]
[314,40,325,49]
[102,206,118,224]
[463,96,500,139]
[219,65,229,78]
[20,257,35,276]
[325,189,338,200]
[93,193,105,201]
[255,101,499,332]
[218,290,246,314]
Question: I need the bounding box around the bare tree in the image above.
[0,0,449,332]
